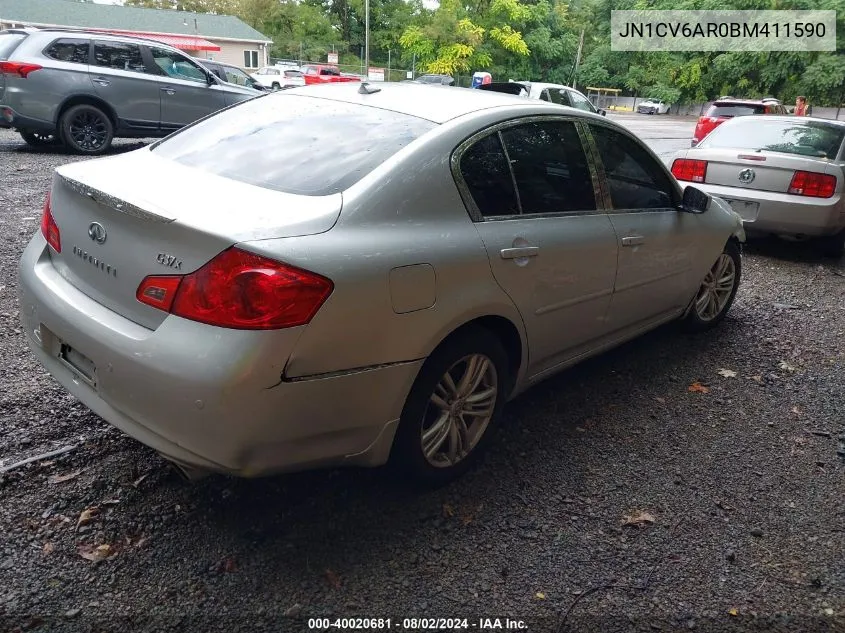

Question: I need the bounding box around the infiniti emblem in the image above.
[738,168,755,184]
[88,222,107,245]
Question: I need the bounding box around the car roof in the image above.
[712,98,775,106]
[8,27,184,51]
[282,81,587,124]
[723,115,845,128]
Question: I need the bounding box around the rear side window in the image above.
[44,38,90,64]
[152,94,437,196]
[0,33,26,59]
[460,133,519,217]
[93,41,146,73]
[706,103,766,117]
[500,120,597,215]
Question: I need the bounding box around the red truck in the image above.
[301,64,362,85]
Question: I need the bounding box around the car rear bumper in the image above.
[0,105,55,133]
[18,234,421,477]
[692,183,845,237]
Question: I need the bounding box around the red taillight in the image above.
[40,192,61,252]
[671,158,708,183]
[136,247,333,330]
[0,61,43,78]
[788,171,836,198]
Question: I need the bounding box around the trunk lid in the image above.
[47,149,342,330]
[692,148,837,194]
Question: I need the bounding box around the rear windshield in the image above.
[0,33,26,59]
[706,103,766,117]
[284,70,302,77]
[699,118,845,159]
[152,93,437,195]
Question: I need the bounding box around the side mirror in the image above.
[680,185,710,214]
[206,72,218,85]
[599,109,607,116]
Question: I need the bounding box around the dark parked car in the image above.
[193,57,267,92]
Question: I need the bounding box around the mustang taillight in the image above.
[788,171,836,198]
[40,192,61,253]
[0,61,42,78]
[136,247,334,330]
[671,158,708,183]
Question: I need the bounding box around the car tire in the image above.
[390,327,509,487]
[59,104,114,155]
[271,82,280,91]
[684,239,742,331]
[19,130,60,147]
[818,228,845,258]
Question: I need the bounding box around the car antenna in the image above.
[358,81,381,94]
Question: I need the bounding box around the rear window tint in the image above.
[699,118,845,159]
[0,33,25,59]
[706,103,766,117]
[152,94,437,196]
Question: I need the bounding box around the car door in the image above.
[584,123,699,332]
[455,118,620,378]
[90,40,161,134]
[146,46,224,132]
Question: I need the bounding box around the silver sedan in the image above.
[671,115,845,257]
[18,83,745,485]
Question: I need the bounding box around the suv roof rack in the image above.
[20,26,178,48]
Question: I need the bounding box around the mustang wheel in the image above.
[391,328,509,486]
[684,240,741,331]
[60,104,114,155]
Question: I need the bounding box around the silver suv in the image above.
[0,28,261,154]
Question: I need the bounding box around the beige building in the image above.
[0,0,272,70]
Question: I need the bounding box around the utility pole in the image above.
[364,0,370,80]
[572,28,585,90]
[412,52,416,79]
[387,49,391,82]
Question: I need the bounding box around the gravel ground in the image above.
[0,127,843,633]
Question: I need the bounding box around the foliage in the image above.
[152,0,844,106]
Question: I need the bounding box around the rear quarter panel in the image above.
[242,110,531,382]
[6,52,96,125]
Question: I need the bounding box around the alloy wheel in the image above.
[421,353,498,468]
[68,111,108,152]
[694,253,736,322]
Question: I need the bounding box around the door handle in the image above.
[500,246,539,259]
[93,77,110,86]
[621,235,645,247]
[161,87,175,95]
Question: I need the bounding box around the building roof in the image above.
[0,0,272,43]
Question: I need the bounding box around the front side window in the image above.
[568,91,596,113]
[150,47,207,83]
[44,38,90,64]
[459,133,519,218]
[589,125,676,210]
[500,121,597,215]
[93,41,146,73]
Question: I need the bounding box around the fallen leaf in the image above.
[654,396,666,404]
[100,499,121,506]
[221,557,238,573]
[76,507,100,530]
[442,503,455,518]
[42,542,55,555]
[535,592,546,600]
[717,368,737,378]
[77,543,113,562]
[325,569,342,589]
[728,608,739,617]
[750,375,763,384]
[791,406,802,416]
[622,510,656,527]
[778,360,797,372]
[48,469,83,484]
[131,474,149,488]
[688,382,710,394]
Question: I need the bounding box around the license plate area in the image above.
[723,198,760,221]
[58,342,97,388]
